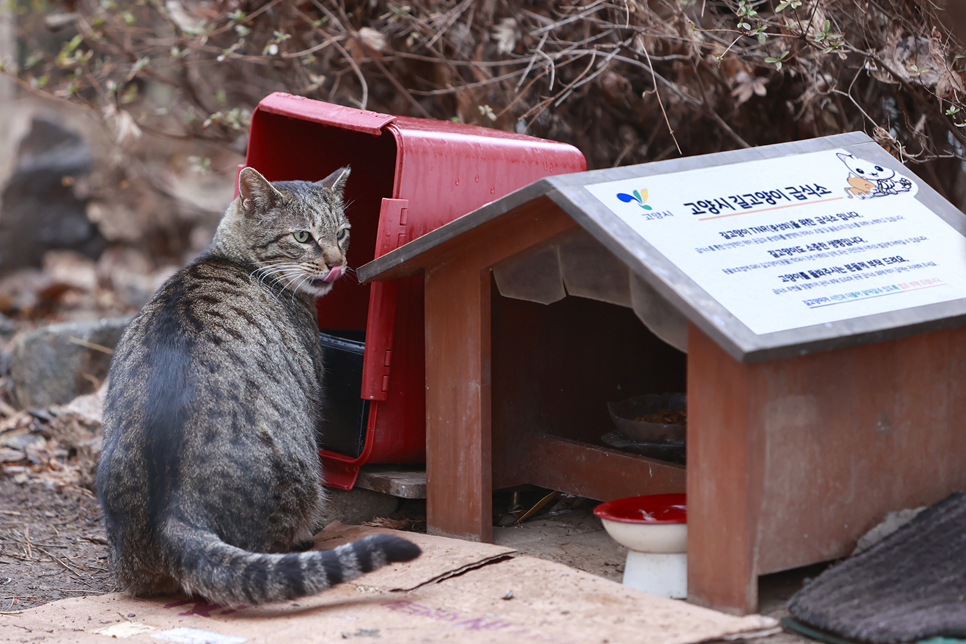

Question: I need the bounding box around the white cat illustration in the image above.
[836,152,913,199]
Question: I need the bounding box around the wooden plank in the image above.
[423,205,579,542]
[355,466,427,499]
[424,260,493,542]
[749,322,966,574]
[525,435,685,501]
[686,324,764,615]
[358,188,559,283]
[687,321,966,615]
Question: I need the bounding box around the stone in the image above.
[0,115,103,275]
[317,487,400,528]
[48,387,106,491]
[0,313,15,337]
[8,317,132,409]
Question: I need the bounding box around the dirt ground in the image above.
[0,473,833,644]
[0,477,113,612]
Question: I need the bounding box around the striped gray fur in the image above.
[96,167,421,606]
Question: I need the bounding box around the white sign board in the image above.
[585,149,966,335]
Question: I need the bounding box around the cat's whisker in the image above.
[288,275,308,303]
[252,265,303,303]
[290,274,313,302]
[255,264,303,289]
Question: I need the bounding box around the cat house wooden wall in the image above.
[358,132,966,615]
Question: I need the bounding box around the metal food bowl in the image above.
[607,393,686,445]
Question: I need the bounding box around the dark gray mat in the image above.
[788,492,966,644]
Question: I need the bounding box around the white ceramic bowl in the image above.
[600,518,687,553]
[594,494,687,553]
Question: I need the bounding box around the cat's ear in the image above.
[317,166,351,200]
[238,167,283,215]
[837,153,852,162]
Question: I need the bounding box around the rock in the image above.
[8,317,132,409]
[48,388,106,491]
[0,115,103,275]
[0,313,15,337]
[317,487,400,528]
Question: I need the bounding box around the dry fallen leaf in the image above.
[362,517,412,530]
[492,17,519,55]
[731,71,768,106]
[358,27,387,53]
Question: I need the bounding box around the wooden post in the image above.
[420,200,578,542]
[424,259,493,542]
[686,324,764,615]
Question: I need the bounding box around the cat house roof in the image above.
[358,132,966,362]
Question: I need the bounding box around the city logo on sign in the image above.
[617,188,652,210]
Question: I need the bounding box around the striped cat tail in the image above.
[167,525,421,605]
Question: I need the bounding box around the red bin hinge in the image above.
[361,198,410,401]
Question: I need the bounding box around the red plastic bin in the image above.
[242,93,586,489]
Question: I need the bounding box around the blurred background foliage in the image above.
[5,1,966,162]
[1,0,966,271]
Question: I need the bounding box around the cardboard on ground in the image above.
[1,523,775,643]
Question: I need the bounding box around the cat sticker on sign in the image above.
[837,152,914,199]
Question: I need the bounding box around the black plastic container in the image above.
[318,330,369,458]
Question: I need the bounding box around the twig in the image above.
[331,39,369,110]
[424,0,474,51]
[516,32,550,90]
[34,546,103,591]
[642,44,682,155]
[409,66,530,96]
[530,0,610,36]
[282,33,345,60]
[5,537,70,548]
[567,40,629,94]
[68,338,114,355]
[552,47,599,107]
[497,67,552,119]
[859,46,966,150]
[370,56,432,119]
[204,0,284,37]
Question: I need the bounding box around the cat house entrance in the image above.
[489,227,689,490]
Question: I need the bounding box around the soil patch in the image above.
[0,477,113,611]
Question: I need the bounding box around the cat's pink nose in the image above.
[323,265,343,282]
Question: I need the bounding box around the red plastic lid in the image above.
[594,494,687,524]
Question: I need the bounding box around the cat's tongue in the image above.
[323,265,343,282]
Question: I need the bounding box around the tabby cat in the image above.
[96,166,420,606]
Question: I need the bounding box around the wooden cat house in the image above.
[358,132,966,615]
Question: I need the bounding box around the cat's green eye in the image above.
[293,231,311,243]
[336,229,348,242]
